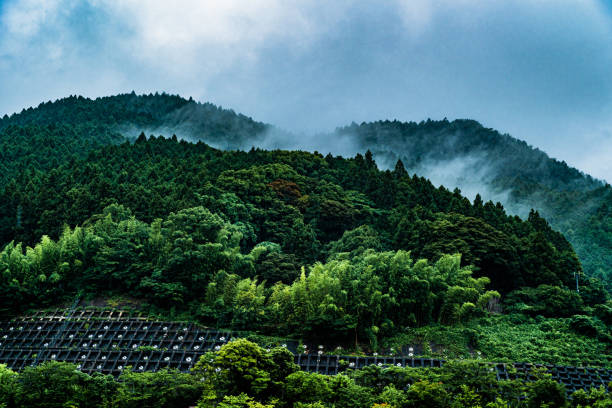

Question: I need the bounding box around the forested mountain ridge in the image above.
[0,135,582,295]
[336,119,603,192]
[2,133,610,360]
[2,93,608,290]
[336,120,612,288]
[0,126,609,343]
[0,92,268,150]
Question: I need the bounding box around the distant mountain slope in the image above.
[0,92,268,149]
[335,120,612,287]
[0,92,271,194]
[0,124,123,187]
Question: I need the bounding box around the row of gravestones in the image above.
[497,363,612,393]
[23,309,139,322]
[0,319,233,352]
[294,355,612,391]
[1,315,610,392]
[0,344,609,393]
[0,318,422,358]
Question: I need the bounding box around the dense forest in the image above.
[335,120,612,289]
[0,135,601,326]
[3,93,609,290]
[0,93,610,406]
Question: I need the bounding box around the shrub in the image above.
[526,379,568,408]
[568,315,601,337]
[405,381,450,408]
[505,285,583,317]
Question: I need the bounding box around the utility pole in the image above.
[575,271,580,293]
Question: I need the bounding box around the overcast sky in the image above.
[1,0,611,181]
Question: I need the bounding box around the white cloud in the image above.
[1,0,63,37]
[563,127,612,183]
[92,0,342,76]
[0,0,73,64]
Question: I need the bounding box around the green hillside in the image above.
[0,93,610,406]
[3,94,608,290]
[337,120,612,289]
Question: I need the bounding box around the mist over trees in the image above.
[334,120,612,289]
[3,93,607,289]
[0,129,608,349]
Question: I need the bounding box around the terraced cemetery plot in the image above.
[0,309,609,393]
[0,309,230,376]
[497,363,612,393]
[295,354,444,375]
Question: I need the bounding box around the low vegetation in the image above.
[0,339,610,407]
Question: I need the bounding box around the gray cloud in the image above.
[1,0,611,181]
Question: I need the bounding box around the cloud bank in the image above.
[1,0,612,181]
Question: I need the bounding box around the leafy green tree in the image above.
[505,285,584,317]
[193,339,277,400]
[379,385,407,408]
[404,381,450,408]
[570,386,611,408]
[14,361,116,408]
[450,385,482,408]
[0,364,17,408]
[208,393,274,408]
[284,371,331,405]
[526,379,568,408]
[115,368,203,408]
[326,225,384,260]
[251,243,300,284]
[231,278,267,330]
[327,374,374,408]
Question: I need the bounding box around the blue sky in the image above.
[1,0,612,181]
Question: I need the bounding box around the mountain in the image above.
[334,120,612,288]
[0,92,610,376]
[0,93,610,293]
[1,118,605,346]
[0,92,268,150]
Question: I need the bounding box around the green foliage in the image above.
[0,123,123,189]
[13,361,117,408]
[383,314,612,367]
[0,345,608,408]
[3,94,609,289]
[404,380,450,408]
[0,208,513,343]
[505,285,584,317]
[0,204,248,314]
[0,364,17,408]
[379,385,407,408]
[336,119,612,286]
[194,339,271,397]
[192,339,298,402]
[568,315,606,338]
[285,371,332,405]
[263,251,499,345]
[526,379,568,408]
[116,368,203,408]
[0,95,610,402]
[594,302,612,326]
[326,225,384,259]
[0,130,581,298]
[570,386,611,408]
[211,393,274,408]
